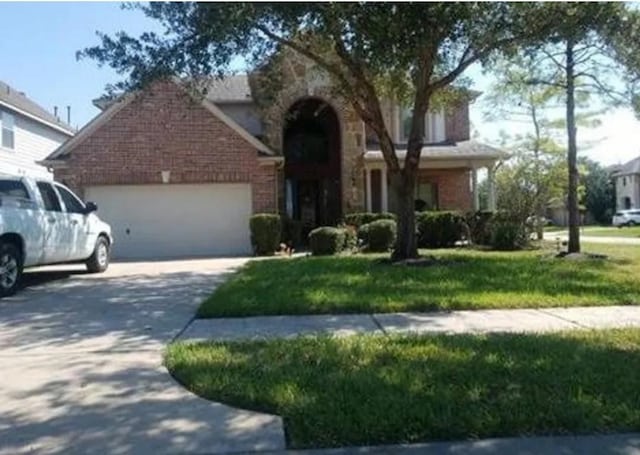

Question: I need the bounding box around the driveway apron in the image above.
[0,258,285,455]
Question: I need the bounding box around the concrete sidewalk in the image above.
[245,432,640,454]
[180,305,640,342]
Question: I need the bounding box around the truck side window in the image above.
[36,182,62,212]
[0,180,30,200]
[55,185,85,214]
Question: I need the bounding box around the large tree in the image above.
[513,2,639,253]
[485,56,602,239]
[81,2,550,260]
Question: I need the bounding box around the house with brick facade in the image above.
[42,55,503,259]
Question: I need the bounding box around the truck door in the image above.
[35,181,70,264]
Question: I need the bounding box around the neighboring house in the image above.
[611,156,640,210]
[0,80,74,178]
[43,52,504,259]
[546,198,590,227]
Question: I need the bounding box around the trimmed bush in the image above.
[341,224,358,252]
[367,219,397,252]
[465,211,494,246]
[357,223,371,247]
[344,212,396,228]
[309,227,345,256]
[416,211,466,248]
[250,214,282,256]
[490,212,530,251]
[281,215,303,248]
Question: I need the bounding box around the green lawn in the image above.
[166,329,640,449]
[197,244,640,318]
[544,225,567,233]
[579,226,640,238]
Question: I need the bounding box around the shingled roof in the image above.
[365,140,507,162]
[612,156,640,177]
[204,75,253,103]
[0,80,74,135]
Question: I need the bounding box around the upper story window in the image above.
[623,177,627,186]
[1,110,15,150]
[399,107,446,143]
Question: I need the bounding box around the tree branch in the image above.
[575,71,627,101]
[541,47,567,71]
[524,78,567,89]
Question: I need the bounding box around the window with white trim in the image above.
[1,110,15,149]
[399,107,446,143]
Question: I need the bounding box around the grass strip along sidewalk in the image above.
[167,329,640,449]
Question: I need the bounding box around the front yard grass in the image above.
[197,243,640,318]
[579,226,640,238]
[166,329,640,449]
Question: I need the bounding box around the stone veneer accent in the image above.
[250,50,367,214]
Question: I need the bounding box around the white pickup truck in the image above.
[0,175,112,297]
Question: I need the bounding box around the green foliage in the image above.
[341,224,358,252]
[308,227,345,256]
[465,211,494,245]
[416,211,466,248]
[581,158,616,224]
[167,329,640,449]
[488,2,640,252]
[490,212,530,251]
[357,223,371,247]
[343,212,396,229]
[366,219,397,252]
[249,214,281,256]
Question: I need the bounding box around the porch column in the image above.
[472,167,480,211]
[365,168,372,211]
[487,166,497,212]
[381,167,388,212]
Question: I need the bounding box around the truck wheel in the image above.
[86,236,110,273]
[0,242,22,298]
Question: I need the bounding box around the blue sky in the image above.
[2,1,639,166]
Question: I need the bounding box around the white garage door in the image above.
[85,184,253,259]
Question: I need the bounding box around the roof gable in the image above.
[613,156,640,177]
[44,78,273,163]
[0,80,75,136]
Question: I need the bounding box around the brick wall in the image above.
[418,168,472,211]
[55,80,277,213]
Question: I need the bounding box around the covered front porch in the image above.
[363,141,505,213]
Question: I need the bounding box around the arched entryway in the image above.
[283,98,341,231]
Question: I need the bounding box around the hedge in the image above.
[249,214,281,256]
[343,212,396,228]
[416,211,466,248]
[366,219,397,252]
[309,227,345,256]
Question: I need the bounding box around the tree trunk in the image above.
[390,168,419,261]
[565,39,580,253]
[531,104,544,241]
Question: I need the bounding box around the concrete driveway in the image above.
[0,258,285,455]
